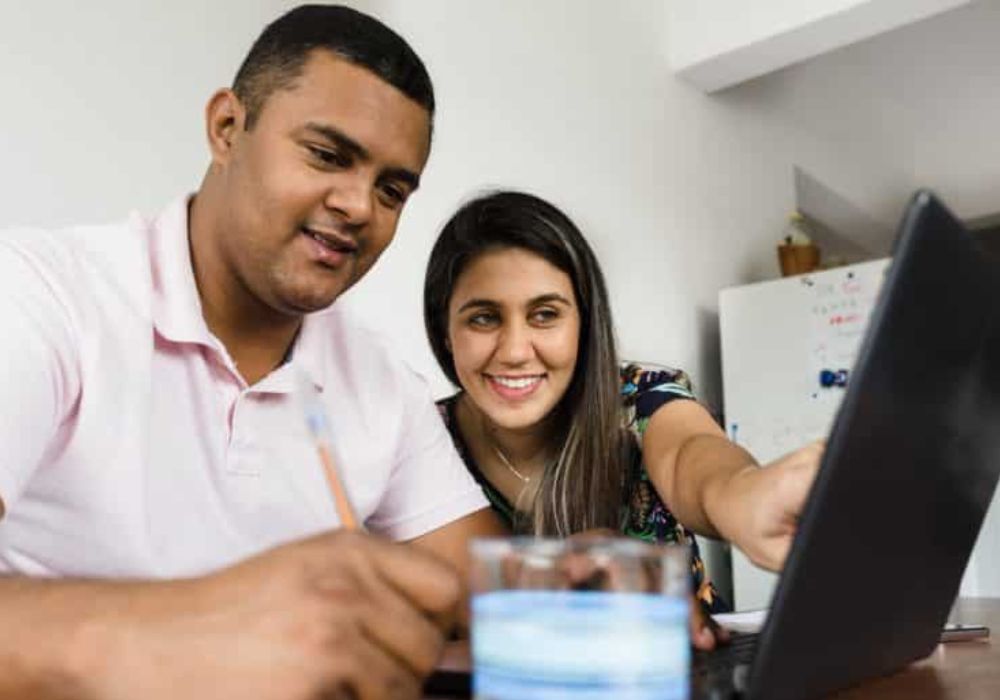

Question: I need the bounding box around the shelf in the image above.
[667,0,973,93]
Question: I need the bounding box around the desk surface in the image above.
[427,597,1000,700]
[828,597,999,699]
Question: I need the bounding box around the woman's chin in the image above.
[481,401,554,433]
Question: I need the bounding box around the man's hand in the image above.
[81,531,462,700]
[709,440,824,572]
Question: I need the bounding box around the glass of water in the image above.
[470,537,691,700]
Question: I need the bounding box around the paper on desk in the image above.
[715,608,769,634]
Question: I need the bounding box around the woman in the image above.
[423,191,821,632]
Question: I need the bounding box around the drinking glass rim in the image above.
[469,536,688,561]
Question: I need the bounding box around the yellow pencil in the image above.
[316,441,359,530]
[295,367,361,530]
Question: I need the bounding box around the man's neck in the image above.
[188,191,302,386]
[206,311,301,386]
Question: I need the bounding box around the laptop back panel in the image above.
[745,192,1000,700]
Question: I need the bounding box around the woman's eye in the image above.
[468,313,498,328]
[532,308,559,324]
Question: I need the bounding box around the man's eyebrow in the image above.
[303,122,421,191]
[304,122,369,160]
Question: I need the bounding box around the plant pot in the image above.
[777,244,820,276]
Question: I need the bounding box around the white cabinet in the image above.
[667,0,974,92]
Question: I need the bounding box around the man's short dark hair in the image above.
[233,4,434,131]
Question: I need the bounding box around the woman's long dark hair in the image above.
[424,191,630,536]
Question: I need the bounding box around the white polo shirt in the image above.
[0,197,487,578]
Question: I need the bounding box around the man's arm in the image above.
[407,507,508,581]
[0,236,84,524]
[0,531,462,700]
[406,507,507,634]
[642,400,822,571]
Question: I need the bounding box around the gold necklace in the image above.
[492,444,532,483]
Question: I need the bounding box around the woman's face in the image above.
[447,247,581,432]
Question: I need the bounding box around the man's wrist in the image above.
[62,603,120,700]
[0,579,114,700]
[69,576,217,700]
[1,576,209,700]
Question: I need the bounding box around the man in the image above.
[0,5,501,699]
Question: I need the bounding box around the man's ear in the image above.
[204,88,245,165]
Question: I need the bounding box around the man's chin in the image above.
[275,269,358,315]
[285,294,341,315]
[276,284,347,315]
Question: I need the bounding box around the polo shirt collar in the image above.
[150,196,215,347]
[149,195,326,392]
[262,312,328,393]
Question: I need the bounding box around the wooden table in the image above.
[827,597,999,700]
[427,597,1000,699]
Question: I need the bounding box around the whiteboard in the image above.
[720,260,888,465]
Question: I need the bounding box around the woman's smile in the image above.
[486,373,545,401]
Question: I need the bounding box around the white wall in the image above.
[4,0,996,598]
[0,0,921,412]
[9,0,992,415]
[340,0,913,411]
[858,0,1000,219]
[750,0,1000,223]
[3,0,993,402]
[735,0,1000,255]
[0,0,319,227]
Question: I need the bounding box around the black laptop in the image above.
[425,191,1000,700]
[694,190,1000,699]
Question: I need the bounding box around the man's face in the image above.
[214,51,431,317]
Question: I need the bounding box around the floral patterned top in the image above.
[436,362,729,613]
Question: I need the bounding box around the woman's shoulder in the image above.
[620,361,694,397]
[619,361,696,426]
[619,361,701,439]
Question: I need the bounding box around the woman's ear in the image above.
[204,88,246,166]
